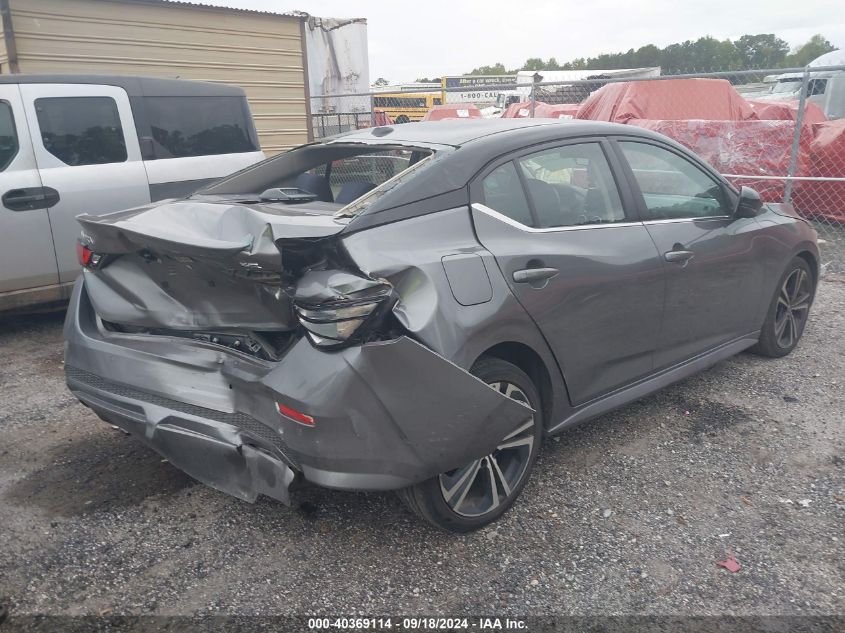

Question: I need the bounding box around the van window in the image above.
[144,96,258,159]
[35,97,127,166]
[0,101,18,171]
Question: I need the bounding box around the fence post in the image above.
[784,67,810,204]
[530,74,538,118]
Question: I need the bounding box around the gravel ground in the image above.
[0,281,843,621]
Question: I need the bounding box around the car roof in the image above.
[342,118,721,232]
[332,118,655,147]
[0,74,246,98]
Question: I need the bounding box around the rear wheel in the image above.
[397,357,542,532]
[395,115,410,124]
[751,257,815,357]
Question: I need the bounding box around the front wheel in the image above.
[397,357,543,532]
[751,256,816,358]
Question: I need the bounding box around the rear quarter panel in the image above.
[340,207,570,426]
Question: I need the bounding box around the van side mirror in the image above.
[735,186,763,218]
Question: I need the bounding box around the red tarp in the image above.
[628,119,813,204]
[422,104,482,121]
[533,102,580,119]
[576,78,757,122]
[372,110,394,126]
[793,119,845,222]
[747,99,827,124]
[500,101,534,118]
[501,101,579,119]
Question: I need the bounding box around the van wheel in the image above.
[751,257,815,357]
[397,357,542,532]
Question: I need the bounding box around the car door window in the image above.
[481,161,534,226]
[34,97,127,166]
[516,142,626,228]
[620,141,730,220]
[0,101,19,171]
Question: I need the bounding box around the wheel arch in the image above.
[474,341,554,430]
[795,249,819,285]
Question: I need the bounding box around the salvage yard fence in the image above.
[310,66,845,275]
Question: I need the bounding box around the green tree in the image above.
[467,62,509,75]
[632,44,661,68]
[734,33,789,68]
[464,32,835,76]
[372,77,389,86]
[414,77,440,84]
[561,57,587,70]
[785,34,837,66]
[522,58,547,71]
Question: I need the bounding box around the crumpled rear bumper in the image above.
[64,276,532,504]
[66,366,297,505]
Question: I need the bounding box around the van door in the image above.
[0,84,60,305]
[19,84,151,285]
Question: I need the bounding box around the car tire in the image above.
[751,256,816,358]
[397,357,543,533]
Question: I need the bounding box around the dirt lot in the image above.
[0,281,843,622]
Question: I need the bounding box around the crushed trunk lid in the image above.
[77,197,349,330]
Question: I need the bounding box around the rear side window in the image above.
[144,96,258,158]
[482,162,533,226]
[517,142,626,227]
[35,97,127,166]
[0,101,19,171]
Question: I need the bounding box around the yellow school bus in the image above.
[371,92,443,123]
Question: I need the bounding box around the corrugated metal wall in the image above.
[4,0,309,153]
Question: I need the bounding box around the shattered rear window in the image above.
[334,153,435,218]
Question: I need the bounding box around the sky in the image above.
[203,0,844,83]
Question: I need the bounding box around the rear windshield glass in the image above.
[199,143,435,214]
[144,96,258,159]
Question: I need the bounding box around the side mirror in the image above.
[735,186,763,218]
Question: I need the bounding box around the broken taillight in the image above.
[76,241,101,268]
[277,402,316,427]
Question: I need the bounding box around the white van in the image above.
[0,75,265,313]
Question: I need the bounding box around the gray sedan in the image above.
[64,119,818,531]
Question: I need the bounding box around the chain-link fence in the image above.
[310,66,845,274]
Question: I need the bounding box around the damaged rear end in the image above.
[65,159,532,505]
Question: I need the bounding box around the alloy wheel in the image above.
[438,381,536,518]
[774,267,812,349]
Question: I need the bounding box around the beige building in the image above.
[0,0,311,153]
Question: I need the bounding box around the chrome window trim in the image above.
[641,215,733,225]
[471,203,644,233]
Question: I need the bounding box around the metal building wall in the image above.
[2,0,309,153]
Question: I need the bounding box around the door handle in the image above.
[513,267,559,283]
[3,187,60,211]
[664,250,694,264]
